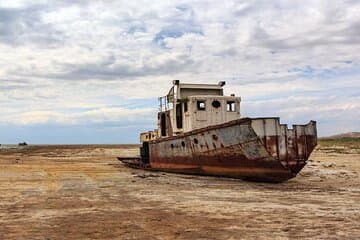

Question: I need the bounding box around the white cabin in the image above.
[140,80,241,142]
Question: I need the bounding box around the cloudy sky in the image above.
[0,0,359,143]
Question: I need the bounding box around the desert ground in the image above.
[0,140,359,239]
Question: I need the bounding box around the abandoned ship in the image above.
[118,80,317,182]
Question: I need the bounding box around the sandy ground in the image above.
[0,144,359,239]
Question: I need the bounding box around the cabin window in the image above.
[227,101,236,112]
[212,100,221,108]
[176,103,183,129]
[184,102,188,112]
[197,100,206,111]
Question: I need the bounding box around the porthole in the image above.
[212,100,221,108]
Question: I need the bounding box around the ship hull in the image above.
[147,118,317,182]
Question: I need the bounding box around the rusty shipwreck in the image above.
[118,80,317,182]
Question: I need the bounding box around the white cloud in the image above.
[0,0,359,141]
[0,107,156,126]
[0,0,47,9]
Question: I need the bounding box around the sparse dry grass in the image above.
[318,138,360,154]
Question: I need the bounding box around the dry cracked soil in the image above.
[0,142,359,239]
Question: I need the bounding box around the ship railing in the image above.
[159,85,176,112]
[159,95,173,112]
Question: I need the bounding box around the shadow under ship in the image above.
[118,80,317,183]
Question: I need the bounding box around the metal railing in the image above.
[159,95,172,112]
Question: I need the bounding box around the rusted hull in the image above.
[147,118,317,182]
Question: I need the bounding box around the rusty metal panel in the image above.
[251,118,317,160]
[251,118,279,157]
[278,124,288,165]
[294,121,317,160]
[149,118,296,182]
[295,125,306,160]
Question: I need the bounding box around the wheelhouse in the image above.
[141,80,241,142]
